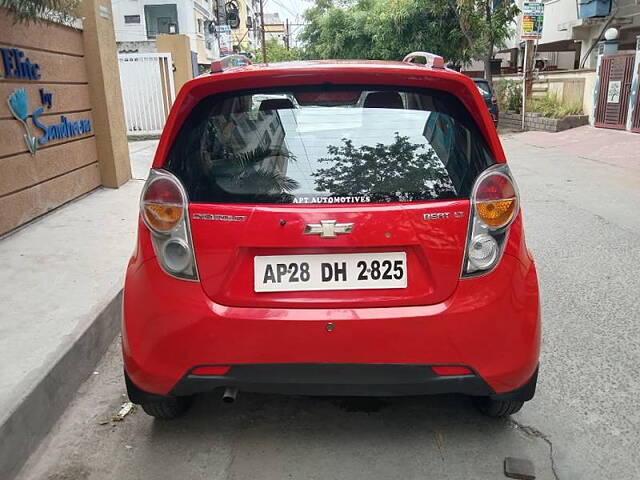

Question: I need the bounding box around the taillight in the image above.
[141,177,184,232]
[140,170,198,281]
[474,173,517,229]
[462,165,519,276]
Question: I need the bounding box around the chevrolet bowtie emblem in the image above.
[304,220,354,238]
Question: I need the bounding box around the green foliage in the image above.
[252,39,305,63]
[300,0,519,72]
[456,0,520,54]
[494,80,522,113]
[313,133,455,202]
[493,83,584,118]
[1,0,79,24]
[530,94,583,118]
[300,0,470,65]
[456,0,519,81]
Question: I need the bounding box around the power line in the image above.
[270,0,297,18]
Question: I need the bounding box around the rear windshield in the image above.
[165,86,495,204]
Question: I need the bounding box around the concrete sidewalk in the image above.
[0,140,157,479]
[504,125,640,171]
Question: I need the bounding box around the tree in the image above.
[313,133,456,202]
[370,0,471,65]
[300,0,470,66]
[455,0,520,83]
[301,0,374,60]
[300,0,519,76]
[251,39,305,63]
[1,0,79,24]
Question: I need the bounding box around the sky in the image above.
[262,0,314,46]
[263,0,313,25]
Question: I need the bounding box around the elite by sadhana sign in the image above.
[4,47,92,155]
[0,10,105,237]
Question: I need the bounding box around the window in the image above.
[165,86,495,204]
[197,18,203,33]
[474,80,492,97]
[144,4,179,39]
[124,15,141,24]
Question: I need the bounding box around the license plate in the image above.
[254,252,407,292]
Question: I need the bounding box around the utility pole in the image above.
[520,1,544,130]
[216,0,227,26]
[285,18,290,50]
[259,0,267,63]
[524,39,535,100]
[521,38,535,130]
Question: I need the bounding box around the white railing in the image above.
[118,53,176,136]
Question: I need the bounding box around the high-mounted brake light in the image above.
[140,170,198,281]
[462,165,519,276]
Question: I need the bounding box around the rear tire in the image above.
[141,396,192,420]
[473,397,524,417]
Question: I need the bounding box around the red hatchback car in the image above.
[123,53,540,420]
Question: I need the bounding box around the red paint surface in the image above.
[123,61,540,398]
[190,201,469,308]
[123,229,539,395]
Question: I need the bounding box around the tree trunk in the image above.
[483,0,493,84]
[483,45,493,84]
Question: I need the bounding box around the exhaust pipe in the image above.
[222,387,238,403]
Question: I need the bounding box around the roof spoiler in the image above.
[402,52,445,69]
[211,54,252,73]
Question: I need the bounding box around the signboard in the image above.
[215,25,233,57]
[521,2,544,39]
[3,47,92,155]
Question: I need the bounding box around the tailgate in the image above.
[190,200,469,308]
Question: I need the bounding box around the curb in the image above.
[0,290,123,480]
[128,134,161,141]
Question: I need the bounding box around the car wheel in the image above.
[141,396,192,420]
[473,397,524,417]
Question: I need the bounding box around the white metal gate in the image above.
[118,53,175,136]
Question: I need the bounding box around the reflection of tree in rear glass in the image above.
[200,120,300,202]
[313,133,457,202]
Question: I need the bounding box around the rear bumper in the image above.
[126,364,538,401]
[123,252,540,397]
[172,364,493,397]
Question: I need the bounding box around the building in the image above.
[112,0,219,65]
[227,0,260,51]
[470,0,640,133]
[263,12,286,44]
[497,0,640,72]
[0,3,131,237]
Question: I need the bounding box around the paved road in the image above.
[19,128,640,480]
